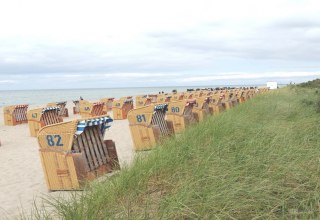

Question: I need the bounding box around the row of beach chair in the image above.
[128,88,268,151]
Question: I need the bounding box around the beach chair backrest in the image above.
[91,102,105,117]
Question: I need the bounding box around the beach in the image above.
[0,101,135,219]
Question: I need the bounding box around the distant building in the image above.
[267,81,278,90]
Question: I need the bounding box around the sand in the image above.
[0,102,135,219]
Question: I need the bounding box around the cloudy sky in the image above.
[0,0,319,90]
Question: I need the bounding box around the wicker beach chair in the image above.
[192,97,211,122]
[79,100,105,118]
[3,104,29,126]
[112,96,134,120]
[100,97,115,113]
[166,99,197,134]
[27,107,62,137]
[171,92,184,101]
[208,94,225,115]
[37,115,119,190]
[128,104,174,151]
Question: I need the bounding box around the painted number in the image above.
[136,114,146,122]
[46,135,63,147]
[116,103,120,107]
[84,107,90,111]
[171,107,180,113]
[32,113,37,118]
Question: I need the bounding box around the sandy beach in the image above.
[0,102,135,219]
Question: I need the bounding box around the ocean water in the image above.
[0,86,222,107]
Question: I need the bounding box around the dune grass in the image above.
[29,85,320,219]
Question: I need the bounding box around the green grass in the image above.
[29,85,320,219]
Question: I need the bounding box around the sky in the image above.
[0,0,319,90]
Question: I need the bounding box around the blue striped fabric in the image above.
[154,104,168,111]
[75,116,113,135]
[42,107,60,113]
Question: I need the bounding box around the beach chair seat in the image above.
[100,97,115,113]
[79,100,105,118]
[112,96,134,120]
[27,107,63,137]
[73,100,80,114]
[3,104,29,126]
[128,104,174,151]
[166,99,197,134]
[37,115,118,190]
[47,101,69,117]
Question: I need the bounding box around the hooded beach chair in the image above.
[100,97,115,113]
[166,99,197,134]
[27,107,62,137]
[127,104,174,151]
[79,100,105,118]
[37,115,119,190]
[3,104,29,126]
[47,101,69,117]
[208,94,225,115]
[112,96,134,120]
[192,97,211,122]
[171,92,184,101]
[156,94,172,104]
[183,92,193,99]
[135,95,152,108]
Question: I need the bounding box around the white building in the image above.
[266,82,278,90]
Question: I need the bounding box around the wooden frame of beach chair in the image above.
[112,97,134,120]
[100,97,115,113]
[37,115,119,190]
[128,104,174,151]
[47,101,69,117]
[166,99,198,134]
[192,97,211,122]
[3,104,29,126]
[73,100,80,114]
[79,100,105,118]
[27,107,63,137]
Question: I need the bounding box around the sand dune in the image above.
[0,102,135,219]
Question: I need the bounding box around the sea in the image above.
[0,85,266,107]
